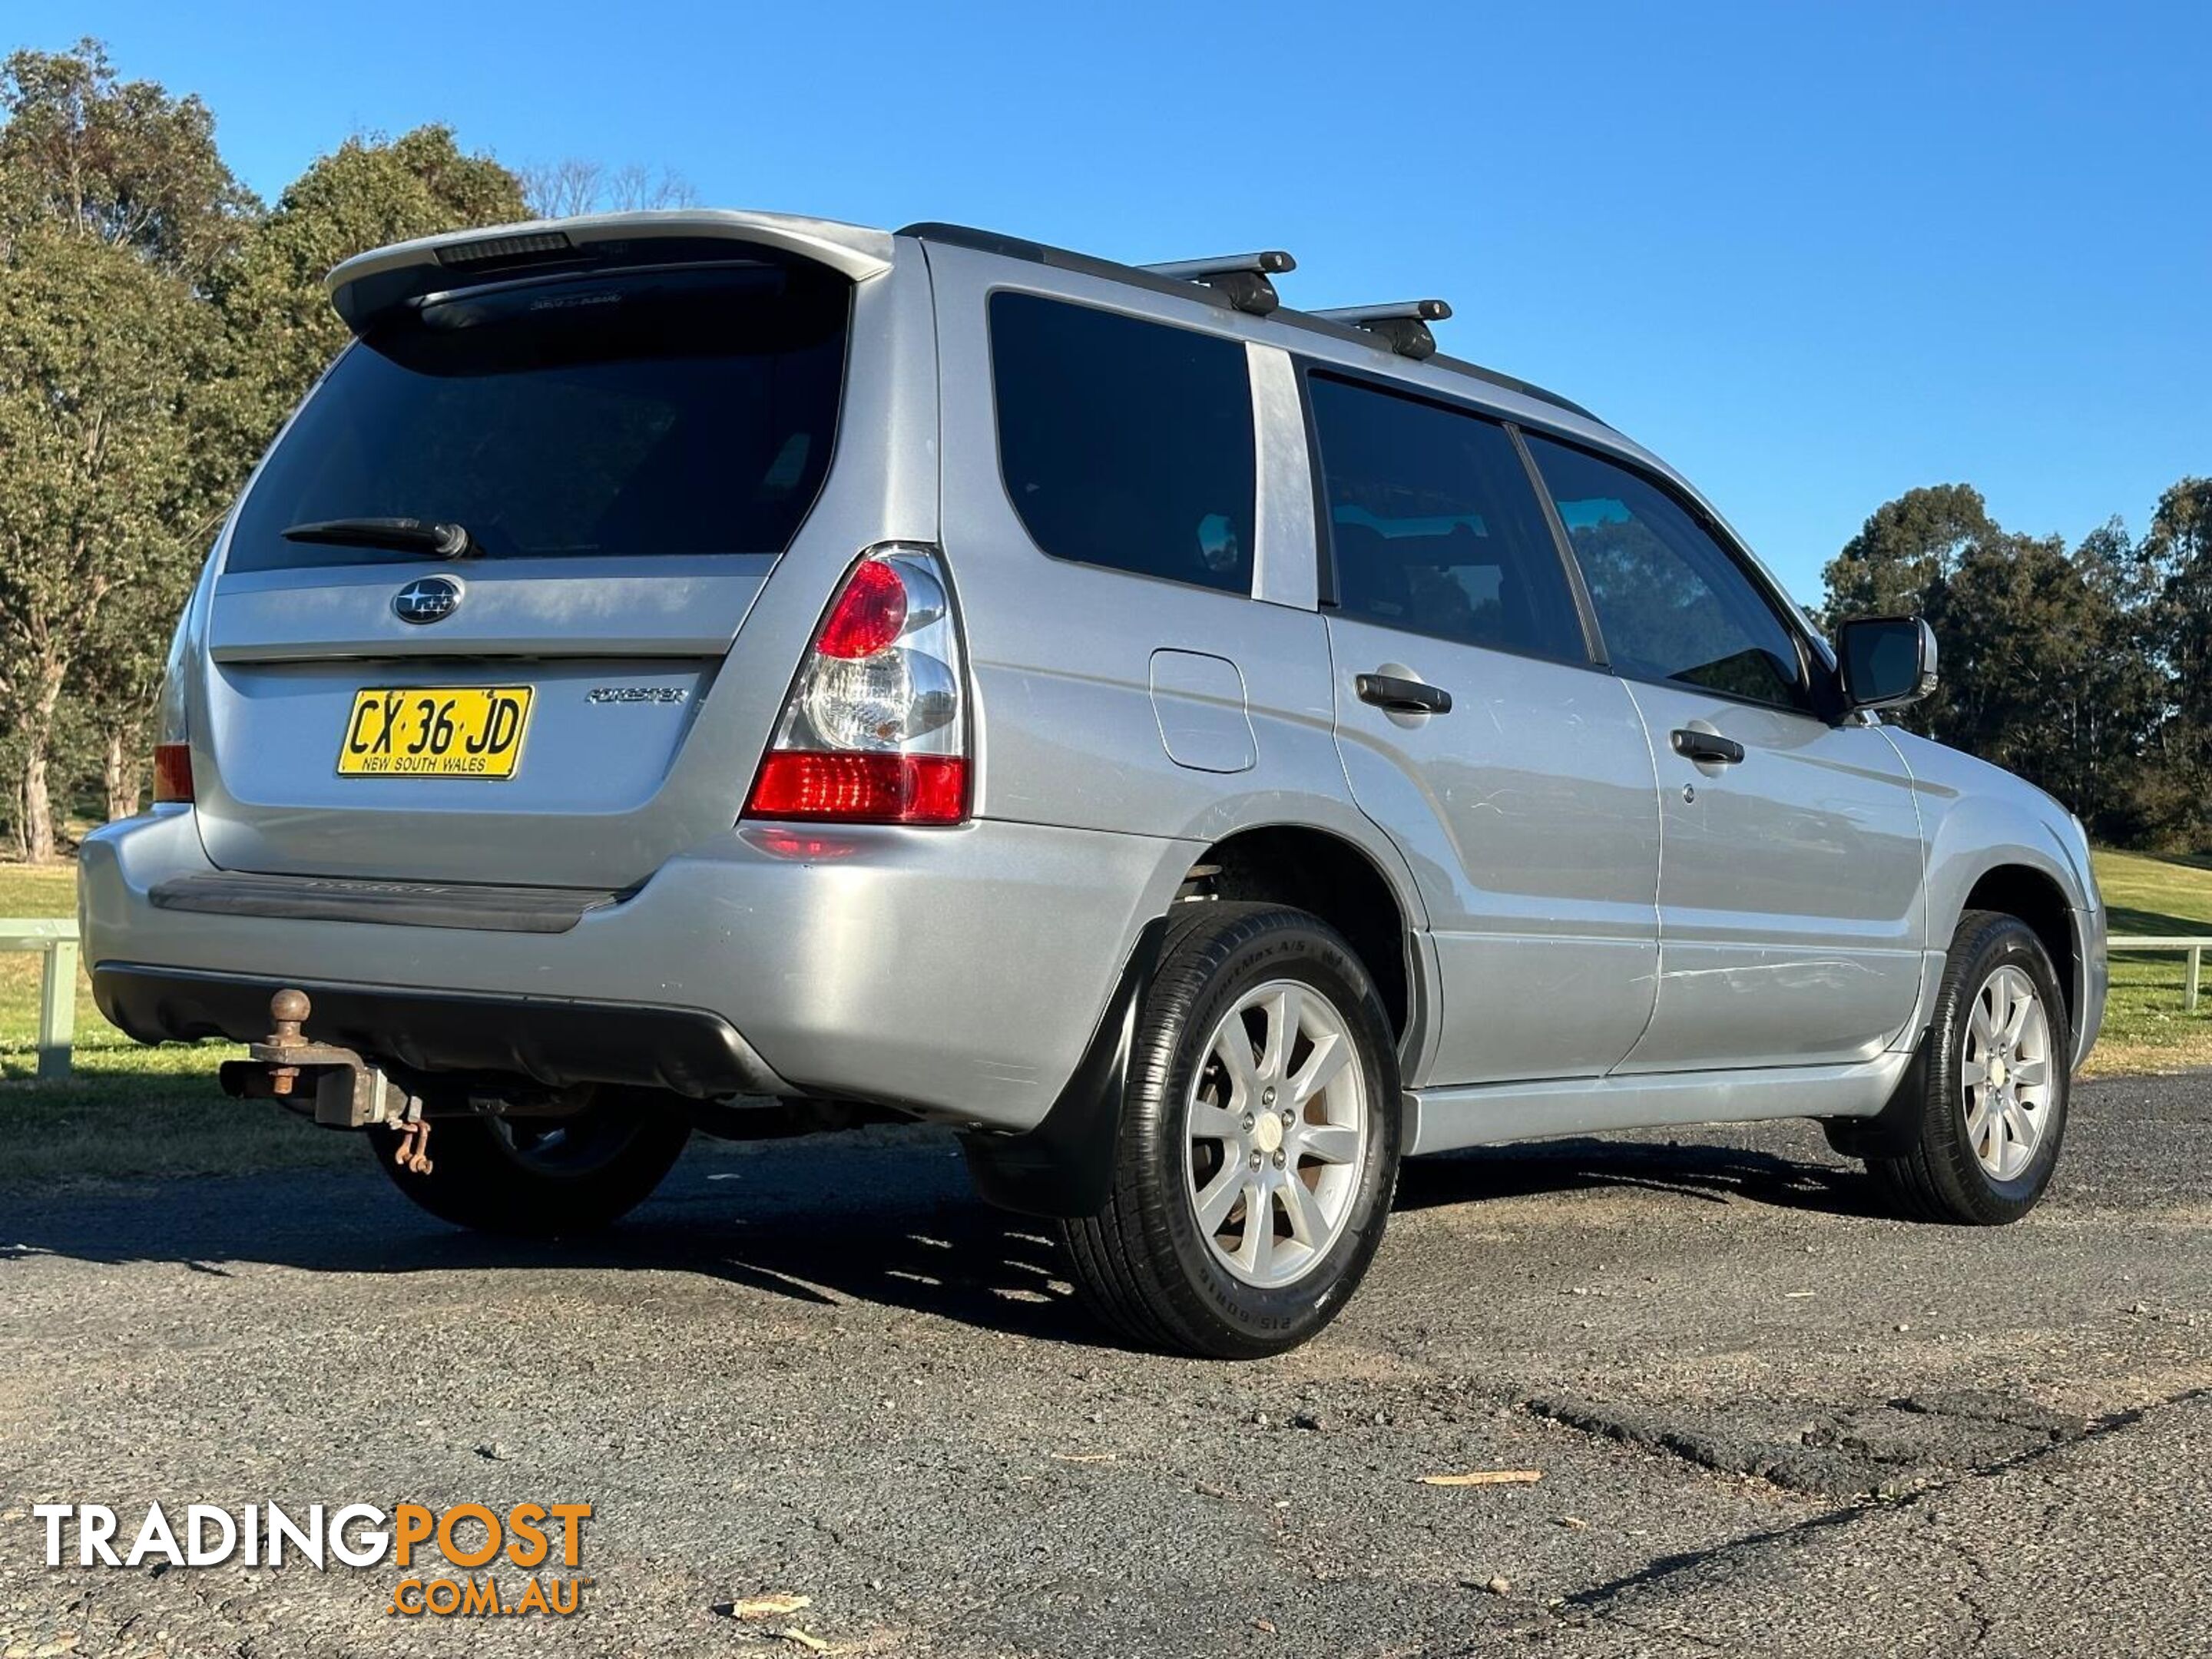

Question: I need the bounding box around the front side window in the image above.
[1522,435,1812,712]
[990,292,1256,595]
[1307,375,1586,663]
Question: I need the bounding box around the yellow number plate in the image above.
[336,687,534,779]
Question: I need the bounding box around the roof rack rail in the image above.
[1140,250,1294,316]
[895,223,1597,419]
[1311,298,1451,361]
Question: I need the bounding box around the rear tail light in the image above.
[743,545,970,826]
[813,558,909,659]
[151,595,197,804]
[749,753,966,822]
[152,743,194,805]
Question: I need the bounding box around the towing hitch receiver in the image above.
[219,988,421,1140]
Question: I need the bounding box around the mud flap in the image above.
[1823,1031,1931,1159]
[959,918,1167,1220]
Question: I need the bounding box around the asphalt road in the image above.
[2,1073,2209,1658]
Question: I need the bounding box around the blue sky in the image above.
[19,0,2209,603]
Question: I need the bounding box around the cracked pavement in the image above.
[2,1071,2209,1657]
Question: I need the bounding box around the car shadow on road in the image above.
[1395,1135,1896,1222]
[0,1126,1894,1346]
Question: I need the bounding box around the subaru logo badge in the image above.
[393,576,462,625]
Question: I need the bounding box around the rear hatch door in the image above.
[193,222,879,890]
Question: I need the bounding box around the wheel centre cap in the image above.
[1987,1055,2008,1089]
[1253,1112,1285,1154]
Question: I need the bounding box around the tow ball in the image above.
[217,988,431,1171]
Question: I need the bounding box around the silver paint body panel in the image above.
[81,207,2104,1142]
[1616,682,1928,1071]
[1325,624,1662,1086]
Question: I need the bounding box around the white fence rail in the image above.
[2108,933,2212,1012]
[2,917,79,1081]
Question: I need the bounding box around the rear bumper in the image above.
[79,807,1194,1130]
[94,962,786,1099]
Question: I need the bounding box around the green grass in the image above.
[3,847,2210,1182]
[0,863,353,1183]
[2086,847,2212,1075]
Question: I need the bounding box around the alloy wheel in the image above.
[1961,963,2055,1181]
[1183,979,1370,1287]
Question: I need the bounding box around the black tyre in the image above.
[373,1088,690,1237]
[1061,902,1402,1359]
[1866,909,2071,1224]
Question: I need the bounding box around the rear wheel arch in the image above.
[959,823,1425,1224]
[1178,825,1420,1048]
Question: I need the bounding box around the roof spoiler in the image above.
[324,209,894,338]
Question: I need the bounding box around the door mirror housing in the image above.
[1836,615,1939,713]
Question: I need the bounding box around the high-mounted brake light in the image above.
[743,546,970,826]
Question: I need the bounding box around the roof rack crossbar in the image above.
[897,222,1595,417]
[1140,250,1296,316]
[1311,298,1452,360]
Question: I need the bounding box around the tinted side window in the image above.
[989,292,1256,594]
[1522,435,1812,712]
[1307,376,1585,664]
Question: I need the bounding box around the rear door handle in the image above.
[1356,673,1452,715]
[1671,728,1745,765]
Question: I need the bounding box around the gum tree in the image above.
[0,224,206,859]
[0,41,247,847]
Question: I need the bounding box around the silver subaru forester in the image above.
[80,210,2107,1357]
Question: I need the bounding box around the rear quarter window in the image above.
[988,292,1257,595]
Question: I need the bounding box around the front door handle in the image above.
[1357,673,1452,715]
[1671,728,1745,765]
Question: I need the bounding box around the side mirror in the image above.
[1836,615,1939,713]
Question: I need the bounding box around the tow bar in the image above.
[218,988,430,1170]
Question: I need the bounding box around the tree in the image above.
[1923,528,2161,836]
[1821,483,1995,623]
[69,505,224,825]
[0,40,246,858]
[2066,518,2169,842]
[2143,478,2212,721]
[0,38,256,280]
[520,157,697,219]
[1821,486,2176,841]
[0,224,206,859]
[0,44,530,855]
[2132,478,2212,846]
[210,125,529,443]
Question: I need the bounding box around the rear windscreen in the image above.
[227,260,850,572]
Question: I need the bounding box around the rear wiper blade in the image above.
[281,517,476,559]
